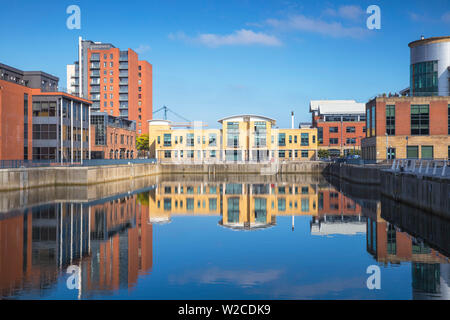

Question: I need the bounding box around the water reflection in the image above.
[0,174,448,299]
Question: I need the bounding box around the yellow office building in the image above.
[148,115,318,162]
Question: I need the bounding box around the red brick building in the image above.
[310,100,366,157]
[67,37,153,136]
[90,112,137,159]
[362,96,450,161]
[0,63,92,162]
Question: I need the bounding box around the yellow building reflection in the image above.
[148,181,319,230]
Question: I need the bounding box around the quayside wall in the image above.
[327,163,449,219]
[0,162,328,191]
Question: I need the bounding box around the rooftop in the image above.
[309,100,357,112]
[408,36,450,48]
[311,100,366,115]
[217,114,276,124]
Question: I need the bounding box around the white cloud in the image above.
[135,44,151,54]
[323,5,365,21]
[266,14,368,39]
[169,29,282,47]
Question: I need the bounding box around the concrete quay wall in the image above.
[327,163,449,219]
[0,163,160,191]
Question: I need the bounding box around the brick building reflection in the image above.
[0,192,153,298]
[364,199,450,300]
[148,181,319,230]
[310,183,365,236]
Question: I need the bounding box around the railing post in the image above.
[391,159,396,171]
[418,160,422,174]
[425,161,430,175]
[433,162,437,175]
[442,161,447,177]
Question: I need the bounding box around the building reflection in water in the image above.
[0,176,449,299]
[148,180,319,230]
[0,192,153,299]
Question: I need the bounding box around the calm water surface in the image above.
[0,174,448,300]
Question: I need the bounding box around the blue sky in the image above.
[1,0,449,128]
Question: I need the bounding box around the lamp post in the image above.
[385,133,388,162]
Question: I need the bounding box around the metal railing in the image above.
[389,159,449,177]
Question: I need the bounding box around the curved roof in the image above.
[408,36,450,48]
[217,114,276,124]
[148,119,172,126]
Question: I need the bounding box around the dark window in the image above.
[164,134,171,146]
[346,126,356,133]
[329,127,338,133]
[318,127,323,144]
[329,138,339,145]
[301,150,308,158]
[278,133,286,146]
[411,105,429,135]
[187,133,194,146]
[301,133,309,146]
[386,105,395,135]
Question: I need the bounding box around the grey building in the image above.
[409,36,450,96]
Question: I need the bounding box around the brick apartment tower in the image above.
[67,37,152,135]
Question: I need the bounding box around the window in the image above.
[278,198,286,211]
[406,146,419,159]
[164,133,171,146]
[254,122,266,147]
[209,199,217,211]
[32,124,57,140]
[448,105,450,134]
[421,146,433,159]
[209,133,217,146]
[346,126,356,133]
[289,135,292,143]
[329,127,338,133]
[164,151,171,158]
[318,127,323,144]
[301,133,309,146]
[278,133,286,146]
[411,60,438,96]
[346,138,356,144]
[210,150,216,158]
[187,133,194,146]
[301,198,309,212]
[329,138,339,145]
[386,105,395,135]
[157,136,160,144]
[227,122,239,147]
[411,105,429,135]
[301,150,308,158]
[278,150,285,158]
[294,136,297,144]
[312,135,316,143]
[32,147,56,160]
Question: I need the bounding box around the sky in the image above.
[1,0,449,128]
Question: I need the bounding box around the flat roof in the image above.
[309,100,357,112]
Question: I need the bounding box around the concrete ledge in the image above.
[0,163,160,191]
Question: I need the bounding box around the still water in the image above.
[0,174,448,300]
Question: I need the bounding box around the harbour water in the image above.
[0,174,448,300]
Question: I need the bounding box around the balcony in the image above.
[90,79,100,85]
[90,62,100,69]
[90,85,100,93]
[119,102,128,109]
[119,70,128,77]
[90,70,100,77]
[90,94,100,101]
[119,85,128,93]
[119,94,128,101]
[90,54,100,62]
[119,51,128,61]
[119,63,128,69]
[119,78,128,85]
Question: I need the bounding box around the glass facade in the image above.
[410,60,438,96]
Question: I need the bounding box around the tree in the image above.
[136,134,149,151]
[318,149,330,159]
